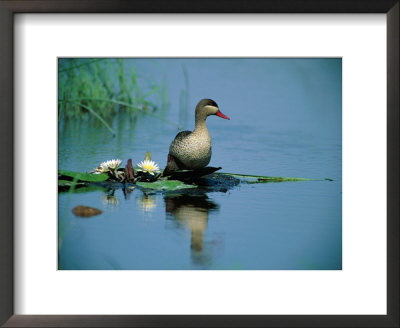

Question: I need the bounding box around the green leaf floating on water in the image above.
[136,180,197,191]
[58,179,82,187]
[58,169,109,182]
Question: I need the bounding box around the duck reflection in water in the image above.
[164,192,220,266]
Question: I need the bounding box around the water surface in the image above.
[58,58,342,270]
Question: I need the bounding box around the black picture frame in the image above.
[0,1,398,327]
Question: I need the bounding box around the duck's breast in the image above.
[169,131,211,169]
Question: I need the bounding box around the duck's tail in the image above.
[162,154,182,177]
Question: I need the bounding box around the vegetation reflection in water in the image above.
[59,166,316,269]
[62,182,224,267]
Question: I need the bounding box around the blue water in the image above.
[58,58,342,270]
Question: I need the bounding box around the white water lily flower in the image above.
[95,159,122,173]
[136,159,160,175]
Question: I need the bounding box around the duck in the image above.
[163,99,230,176]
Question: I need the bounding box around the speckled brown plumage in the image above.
[163,99,230,176]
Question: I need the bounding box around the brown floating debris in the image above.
[72,205,102,217]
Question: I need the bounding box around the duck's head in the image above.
[195,99,230,121]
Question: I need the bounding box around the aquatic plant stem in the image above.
[59,98,182,129]
[65,101,116,136]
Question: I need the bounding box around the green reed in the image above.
[58,59,170,132]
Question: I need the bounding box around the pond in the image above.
[58,58,342,270]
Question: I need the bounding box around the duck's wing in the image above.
[163,131,192,176]
[169,130,192,156]
[163,154,185,176]
[173,130,191,142]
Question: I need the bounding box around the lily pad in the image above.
[136,180,197,191]
[58,169,109,182]
[58,179,81,187]
[58,182,108,194]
